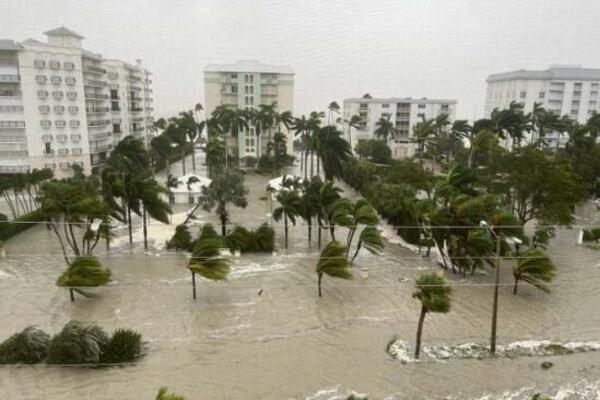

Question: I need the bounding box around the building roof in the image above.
[204,60,293,74]
[344,97,457,104]
[486,65,600,82]
[44,26,85,39]
[0,39,22,50]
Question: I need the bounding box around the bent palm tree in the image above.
[412,272,452,359]
[316,240,352,297]
[187,238,230,299]
[57,256,111,302]
[512,249,556,295]
[350,226,384,261]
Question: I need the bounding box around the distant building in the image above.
[203,60,294,160]
[0,27,154,177]
[485,65,600,148]
[343,97,457,159]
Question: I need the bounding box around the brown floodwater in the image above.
[0,153,599,399]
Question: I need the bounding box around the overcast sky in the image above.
[3,0,600,121]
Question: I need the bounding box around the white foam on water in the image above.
[230,260,289,278]
[0,269,11,279]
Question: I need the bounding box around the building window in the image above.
[53,105,65,114]
[49,60,60,70]
[418,104,426,109]
[39,105,50,114]
[520,91,527,99]
[231,73,237,79]
[245,129,256,153]
[382,103,389,108]
[108,72,119,80]
[71,134,81,142]
[44,163,56,170]
[68,106,79,114]
[111,101,120,111]
[417,113,425,119]
[34,59,46,68]
[72,148,83,155]
[113,123,121,134]
[58,148,69,156]
[41,120,51,128]
[36,75,47,84]
[110,89,119,99]
[56,134,68,143]
[66,92,77,100]
[65,76,76,85]
[538,91,545,99]
[64,62,75,71]
[45,143,52,154]
[441,104,449,111]
[55,120,66,129]
[51,76,62,85]
[52,91,64,100]
[70,120,80,128]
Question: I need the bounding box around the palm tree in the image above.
[412,272,452,359]
[334,198,379,258]
[315,126,353,181]
[317,180,343,245]
[139,178,171,249]
[57,256,111,302]
[187,238,230,299]
[449,119,471,163]
[413,118,435,165]
[150,134,172,178]
[198,170,248,236]
[350,226,384,262]
[292,115,309,178]
[273,190,302,249]
[374,116,397,143]
[512,249,556,295]
[345,114,362,154]
[156,386,185,400]
[328,101,340,125]
[212,106,249,168]
[316,240,352,297]
[252,102,276,157]
[174,110,204,172]
[204,136,226,178]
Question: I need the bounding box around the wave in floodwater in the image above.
[387,339,600,363]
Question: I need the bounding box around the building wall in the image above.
[343,98,457,159]
[0,30,154,178]
[203,65,295,160]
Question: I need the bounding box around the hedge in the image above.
[0,209,44,242]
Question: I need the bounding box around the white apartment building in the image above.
[485,65,600,148]
[0,27,154,177]
[343,97,457,159]
[203,60,294,160]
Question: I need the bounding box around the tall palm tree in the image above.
[413,118,435,165]
[198,170,248,235]
[512,249,556,295]
[292,115,309,178]
[139,178,171,249]
[307,112,324,177]
[374,116,396,143]
[212,106,249,168]
[350,226,384,262]
[57,256,111,302]
[328,101,340,125]
[187,238,230,299]
[316,180,342,247]
[150,134,172,178]
[334,198,379,258]
[252,102,276,157]
[412,272,452,359]
[449,119,471,163]
[345,114,362,154]
[316,240,352,297]
[174,110,204,172]
[315,126,352,181]
[273,190,302,249]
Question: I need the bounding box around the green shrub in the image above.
[0,209,45,241]
[166,224,194,251]
[255,223,275,252]
[156,387,185,400]
[0,326,51,364]
[101,329,143,364]
[226,225,253,252]
[198,224,220,241]
[582,228,600,243]
[56,256,111,288]
[47,321,109,365]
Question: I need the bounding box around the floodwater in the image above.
[0,153,599,399]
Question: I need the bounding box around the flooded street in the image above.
[1,154,599,399]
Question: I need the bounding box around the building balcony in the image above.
[0,150,28,159]
[91,132,112,141]
[132,126,144,132]
[88,119,111,127]
[85,93,109,100]
[0,90,22,98]
[84,65,107,75]
[86,107,109,114]
[127,75,142,82]
[84,79,108,87]
[90,143,113,154]
[129,107,144,112]
[128,85,142,91]
[0,74,20,83]
[129,96,143,101]
[0,121,25,129]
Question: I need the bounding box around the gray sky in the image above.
[3,0,600,121]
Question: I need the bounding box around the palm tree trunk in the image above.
[69,288,75,302]
[415,306,426,359]
[307,218,312,247]
[191,145,196,172]
[513,277,519,295]
[310,151,314,178]
[284,215,289,249]
[143,208,148,250]
[221,215,227,236]
[316,156,320,178]
[330,225,336,240]
[192,271,196,299]
[181,148,186,175]
[317,224,322,249]
[318,272,323,297]
[351,240,362,262]
[304,151,309,179]
[127,207,133,245]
